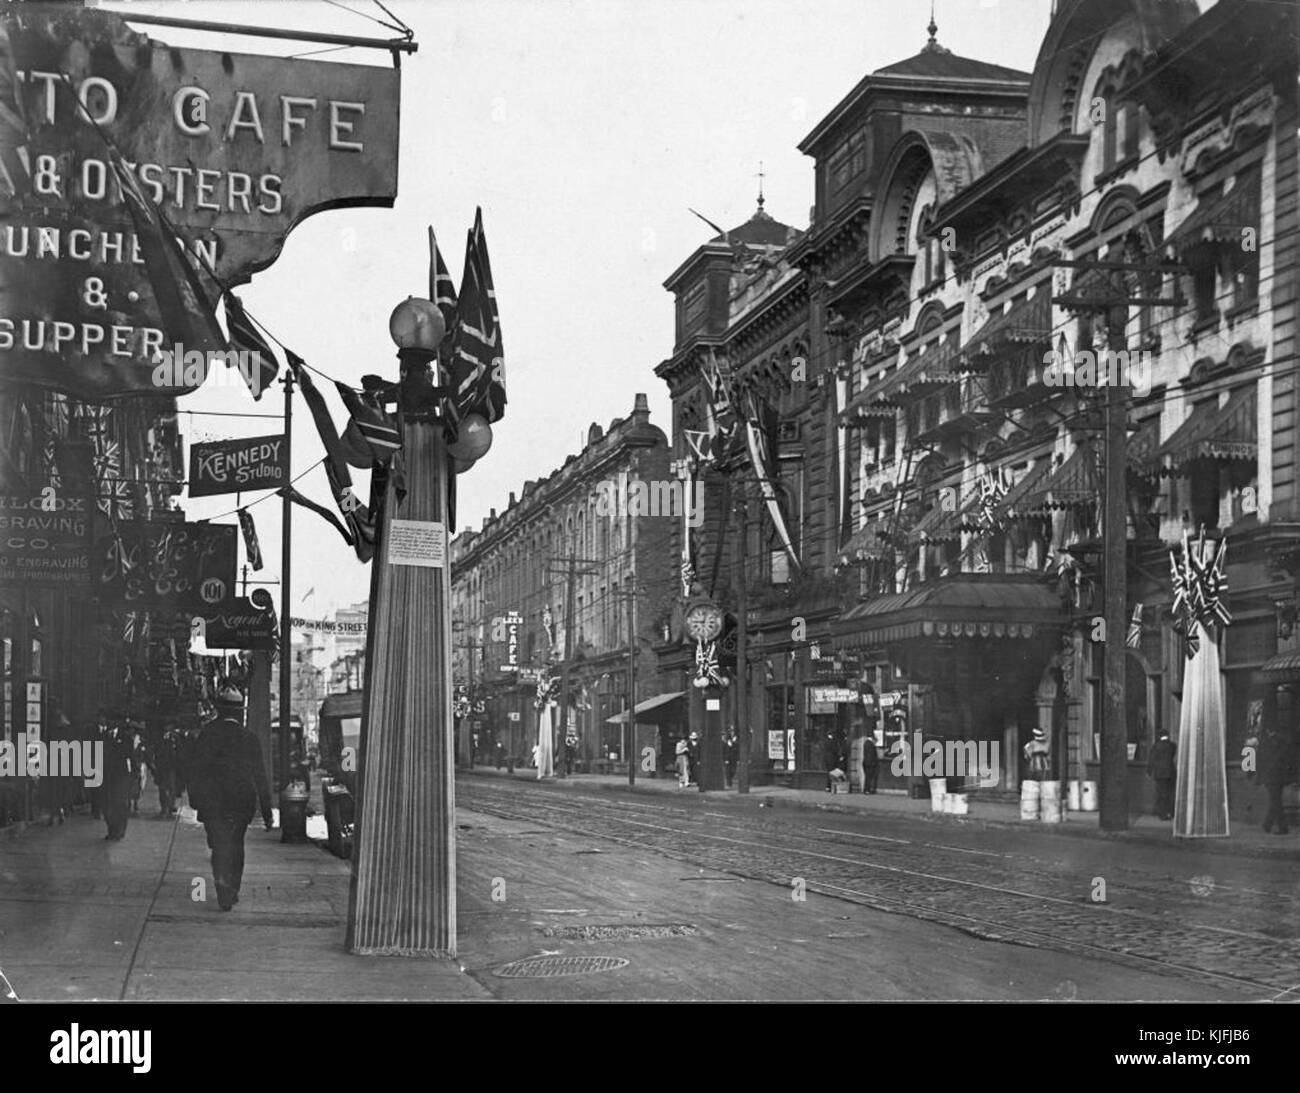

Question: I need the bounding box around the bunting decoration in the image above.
[680,558,697,599]
[534,671,560,710]
[337,382,402,465]
[541,607,556,653]
[238,508,264,571]
[278,484,355,548]
[223,293,281,400]
[289,357,376,562]
[107,146,228,364]
[741,385,800,573]
[976,466,1011,533]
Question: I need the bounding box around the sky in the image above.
[99,0,1055,620]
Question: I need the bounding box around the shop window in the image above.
[1190,261,1218,324]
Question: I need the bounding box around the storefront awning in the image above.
[960,290,1053,371]
[841,342,960,424]
[605,691,686,724]
[1256,651,1300,682]
[1157,386,1257,477]
[903,487,986,545]
[834,575,1065,648]
[1168,167,1261,255]
[835,520,892,568]
[997,446,1098,520]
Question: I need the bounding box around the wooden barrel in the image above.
[1020,779,1041,820]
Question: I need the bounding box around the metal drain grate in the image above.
[494,955,629,978]
[540,923,697,941]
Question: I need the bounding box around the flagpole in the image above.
[278,366,295,792]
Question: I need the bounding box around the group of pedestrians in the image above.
[72,684,275,911]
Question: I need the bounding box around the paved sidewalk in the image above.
[0,803,487,1001]
[463,764,1300,859]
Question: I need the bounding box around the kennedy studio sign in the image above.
[0,6,399,399]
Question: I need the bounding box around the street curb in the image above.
[460,768,1300,862]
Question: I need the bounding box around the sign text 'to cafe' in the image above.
[0,6,399,399]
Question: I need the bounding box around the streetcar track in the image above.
[459,782,1299,996]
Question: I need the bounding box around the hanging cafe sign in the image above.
[0,6,400,399]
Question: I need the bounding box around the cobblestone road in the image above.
[459,778,1300,999]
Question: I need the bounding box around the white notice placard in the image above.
[387,520,446,568]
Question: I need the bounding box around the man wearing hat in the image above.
[1147,729,1177,821]
[102,715,140,841]
[189,682,274,911]
[1022,727,1051,781]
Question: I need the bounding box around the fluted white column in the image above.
[347,419,456,955]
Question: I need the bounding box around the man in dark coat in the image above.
[101,718,138,841]
[1259,725,1291,835]
[861,731,880,794]
[1147,730,1176,821]
[148,726,181,818]
[188,683,274,910]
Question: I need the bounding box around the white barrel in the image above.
[1020,779,1041,820]
[1067,780,1082,811]
[1080,780,1099,811]
[948,793,969,816]
[929,778,947,812]
[1040,780,1062,823]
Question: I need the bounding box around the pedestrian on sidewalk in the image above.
[88,710,110,819]
[676,735,690,788]
[687,731,701,789]
[1147,729,1176,821]
[102,718,138,841]
[1023,727,1050,781]
[861,728,879,795]
[125,720,146,815]
[724,729,738,788]
[189,682,274,911]
[1258,724,1292,835]
[148,724,181,817]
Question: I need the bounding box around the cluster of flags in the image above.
[431,210,507,428]
[1169,530,1231,658]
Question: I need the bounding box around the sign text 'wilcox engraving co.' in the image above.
[0,7,399,399]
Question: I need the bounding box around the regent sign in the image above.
[0,7,399,398]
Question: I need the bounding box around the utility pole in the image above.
[547,554,600,777]
[1054,246,1184,832]
[734,486,750,794]
[277,365,294,792]
[627,585,637,786]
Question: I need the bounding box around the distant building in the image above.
[450,395,678,771]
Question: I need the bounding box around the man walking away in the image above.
[88,710,110,819]
[1147,729,1176,821]
[102,718,138,841]
[189,682,274,910]
[149,725,181,817]
[1259,724,1291,835]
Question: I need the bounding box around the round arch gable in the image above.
[1026,0,1199,148]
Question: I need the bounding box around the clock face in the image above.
[685,604,722,641]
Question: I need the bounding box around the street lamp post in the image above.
[346,295,486,957]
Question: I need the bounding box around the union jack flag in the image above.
[448,209,506,424]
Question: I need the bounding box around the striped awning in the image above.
[961,290,1053,370]
[904,488,986,545]
[1157,386,1257,477]
[836,520,892,568]
[841,342,960,423]
[1168,167,1261,254]
[998,446,1098,520]
[1258,651,1300,682]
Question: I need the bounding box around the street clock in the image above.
[685,601,724,642]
